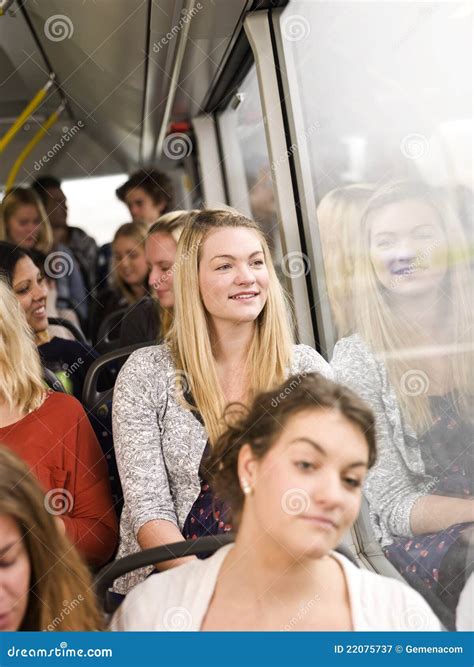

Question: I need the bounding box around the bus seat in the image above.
[94,534,359,614]
[48,316,89,346]
[43,366,67,392]
[96,307,129,354]
[82,343,151,518]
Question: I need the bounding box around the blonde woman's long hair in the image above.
[169,209,294,444]
[148,210,198,339]
[0,187,53,254]
[353,180,472,433]
[316,184,373,338]
[0,279,45,414]
[0,447,103,631]
[111,222,148,303]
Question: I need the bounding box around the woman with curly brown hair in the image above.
[112,372,441,632]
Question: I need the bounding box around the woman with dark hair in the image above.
[331,181,473,626]
[0,241,97,400]
[112,372,441,631]
[0,280,117,567]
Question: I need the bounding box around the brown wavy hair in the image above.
[0,447,103,631]
[205,372,377,527]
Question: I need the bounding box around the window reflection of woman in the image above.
[331,181,473,627]
[316,184,373,339]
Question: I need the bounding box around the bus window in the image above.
[218,66,282,264]
[278,0,473,630]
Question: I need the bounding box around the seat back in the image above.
[96,307,129,354]
[43,367,67,392]
[82,342,152,519]
[94,533,359,614]
[82,342,150,410]
[48,317,89,346]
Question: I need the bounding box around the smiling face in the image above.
[6,204,42,249]
[0,515,30,631]
[124,187,165,226]
[369,198,448,298]
[113,236,148,289]
[198,227,270,328]
[146,232,177,308]
[12,256,49,333]
[239,409,369,560]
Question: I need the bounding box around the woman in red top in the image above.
[0,279,117,567]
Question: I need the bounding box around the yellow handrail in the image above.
[0,76,55,153]
[5,102,65,192]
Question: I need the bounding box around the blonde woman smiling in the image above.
[112,209,332,595]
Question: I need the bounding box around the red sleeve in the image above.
[61,402,118,567]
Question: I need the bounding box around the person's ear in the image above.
[237,443,258,495]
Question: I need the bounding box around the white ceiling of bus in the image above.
[0,0,251,186]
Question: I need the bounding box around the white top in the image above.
[110,544,442,632]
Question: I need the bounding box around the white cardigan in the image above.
[111,544,442,632]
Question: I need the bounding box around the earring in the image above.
[240,477,253,496]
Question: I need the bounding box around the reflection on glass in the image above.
[280,0,473,629]
[316,184,373,339]
[233,68,279,258]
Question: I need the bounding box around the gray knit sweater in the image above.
[331,334,434,549]
[112,343,332,594]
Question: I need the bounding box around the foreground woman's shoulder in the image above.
[348,559,443,631]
